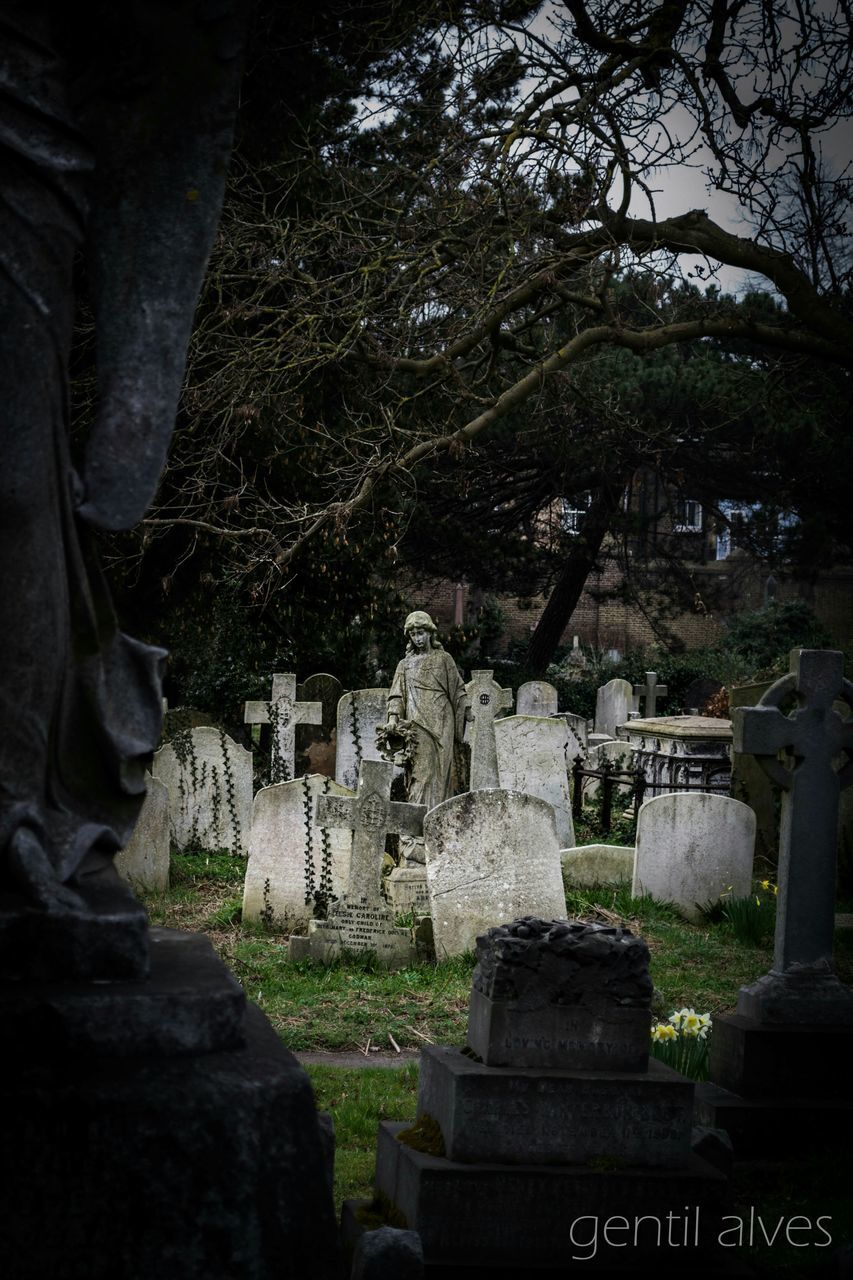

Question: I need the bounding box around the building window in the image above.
[673,498,702,532]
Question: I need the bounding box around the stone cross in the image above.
[633,671,668,718]
[465,669,513,789]
[244,673,322,781]
[732,649,853,989]
[317,759,426,898]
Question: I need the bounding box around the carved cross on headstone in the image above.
[633,671,668,718]
[733,649,853,1002]
[244,673,322,782]
[317,759,426,899]
[465,669,514,789]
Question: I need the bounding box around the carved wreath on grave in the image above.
[375,720,419,767]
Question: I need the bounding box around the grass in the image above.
[138,849,853,1273]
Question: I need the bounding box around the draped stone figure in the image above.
[0,3,246,929]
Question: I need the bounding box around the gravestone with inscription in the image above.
[243,775,354,929]
[594,677,634,738]
[697,650,853,1156]
[516,679,558,717]
[152,726,252,854]
[464,670,513,789]
[368,918,728,1272]
[335,689,391,792]
[494,715,575,847]
[296,673,342,779]
[114,773,170,894]
[423,791,565,957]
[244,673,322,783]
[289,760,424,967]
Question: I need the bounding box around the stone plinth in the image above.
[418,1046,693,1168]
[374,1123,728,1273]
[466,919,652,1070]
[0,937,341,1280]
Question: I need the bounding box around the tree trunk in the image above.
[525,481,627,674]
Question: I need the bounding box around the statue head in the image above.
[404,610,443,654]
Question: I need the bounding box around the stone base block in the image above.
[466,985,649,1071]
[709,1014,853,1098]
[694,1081,853,1160]
[0,865,148,982]
[374,1122,729,1273]
[735,971,853,1025]
[0,1001,341,1279]
[418,1046,693,1168]
[289,896,416,968]
[0,928,245,1059]
[386,866,430,917]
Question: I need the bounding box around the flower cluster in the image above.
[651,1008,712,1044]
[650,1007,713,1081]
[759,878,779,896]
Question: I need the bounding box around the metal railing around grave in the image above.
[571,753,734,834]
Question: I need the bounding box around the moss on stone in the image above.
[395,1112,446,1157]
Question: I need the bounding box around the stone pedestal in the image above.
[620,715,732,798]
[694,1014,853,1157]
[0,928,341,1279]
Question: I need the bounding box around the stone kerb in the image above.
[633,792,755,922]
[494,715,575,847]
[242,775,354,928]
[423,790,565,958]
[153,726,252,855]
[114,772,170,894]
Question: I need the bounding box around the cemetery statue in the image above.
[0,4,245,917]
[380,612,466,861]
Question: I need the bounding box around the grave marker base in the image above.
[289,895,416,968]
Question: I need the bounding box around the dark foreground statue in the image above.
[0,6,343,1276]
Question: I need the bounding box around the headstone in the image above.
[296,672,342,779]
[633,670,668,718]
[516,680,558,717]
[587,731,613,749]
[494,715,575,846]
[553,710,588,757]
[632,792,755,922]
[696,651,853,1157]
[561,843,635,888]
[242,775,354,928]
[152,726,253,854]
[335,688,391,792]
[114,773,170,894]
[289,760,424,967]
[464,670,513,789]
[593,677,633,738]
[728,679,777,864]
[244,672,322,782]
[423,791,565,957]
[583,738,635,803]
[371,919,728,1272]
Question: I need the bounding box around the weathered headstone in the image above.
[583,737,635,803]
[552,710,588,757]
[152,726,252,854]
[494,715,575,846]
[632,792,755,921]
[114,773,170,894]
[696,650,853,1157]
[728,679,777,865]
[335,688,391,792]
[423,791,565,957]
[633,670,668,718]
[244,673,322,783]
[296,672,342,779]
[516,680,558,717]
[561,843,635,888]
[371,918,728,1272]
[464,670,513,789]
[289,760,424,967]
[242,775,354,928]
[594,676,634,738]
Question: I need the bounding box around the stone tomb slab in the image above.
[242,775,354,928]
[494,714,575,847]
[114,771,170,894]
[632,792,755,922]
[153,726,252,854]
[418,1045,693,1168]
[423,792,565,958]
[560,843,635,888]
